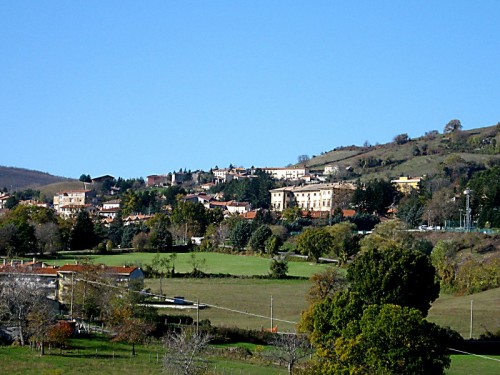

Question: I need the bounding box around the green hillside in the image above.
[299,124,500,181]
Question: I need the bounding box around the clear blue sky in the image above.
[1,1,499,179]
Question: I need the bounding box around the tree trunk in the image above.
[18,322,25,346]
[132,342,136,356]
[41,341,45,356]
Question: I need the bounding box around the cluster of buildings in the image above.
[0,258,144,307]
[2,165,423,225]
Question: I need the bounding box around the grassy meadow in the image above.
[145,278,311,331]
[24,251,499,374]
[0,337,498,375]
[40,251,500,337]
[428,287,500,338]
[0,337,286,375]
[41,251,333,278]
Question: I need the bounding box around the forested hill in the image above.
[297,123,500,181]
[0,166,72,191]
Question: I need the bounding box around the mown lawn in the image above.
[145,278,311,331]
[41,251,333,278]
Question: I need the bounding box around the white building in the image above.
[270,182,356,212]
[53,190,96,217]
[263,167,309,181]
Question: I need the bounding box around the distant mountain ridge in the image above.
[0,166,73,191]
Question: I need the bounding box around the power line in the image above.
[449,348,500,362]
[74,277,297,325]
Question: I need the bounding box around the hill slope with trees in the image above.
[298,122,499,181]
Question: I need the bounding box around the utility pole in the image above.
[270,295,274,331]
[470,300,474,339]
[70,272,74,320]
[196,298,200,335]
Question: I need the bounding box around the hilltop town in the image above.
[0,121,499,374]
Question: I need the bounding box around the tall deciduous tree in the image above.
[468,166,500,228]
[359,219,413,253]
[266,333,312,375]
[0,271,53,346]
[163,329,212,375]
[332,304,455,375]
[249,224,272,253]
[326,222,359,264]
[296,227,333,262]
[229,219,252,251]
[306,267,347,304]
[347,247,440,315]
[171,201,208,238]
[397,192,425,228]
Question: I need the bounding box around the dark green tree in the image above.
[5,195,19,209]
[269,256,289,279]
[70,210,98,250]
[161,185,186,208]
[352,179,399,215]
[79,174,91,183]
[121,224,142,249]
[347,247,440,315]
[397,192,425,227]
[468,166,500,228]
[107,217,124,247]
[229,219,253,251]
[332,304,454,374]
[249,224,272,253]
[148,213,173,251]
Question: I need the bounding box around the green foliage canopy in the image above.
[296,227,334,262]
[347,247,440,315]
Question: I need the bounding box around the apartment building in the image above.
[53,190,96,217]
[270,182,356,211]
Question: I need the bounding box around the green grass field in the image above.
[40,252,499,337]
[145,278,311,332]
[41,252,332,278]
[428,288,500,338]
[446,355,500,375]
[1,337,498,375]
[0,337,286,375]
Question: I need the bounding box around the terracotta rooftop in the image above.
[58,264,139,275]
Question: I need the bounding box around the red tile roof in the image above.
[342,209,356,217]
[58,264,139,275]
[240,211,257,219]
